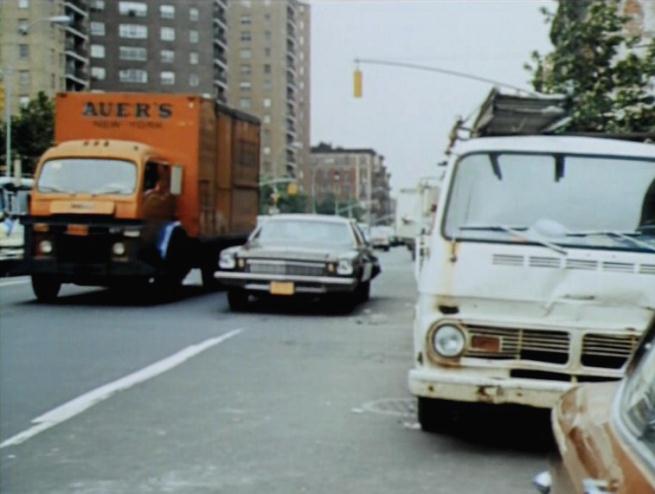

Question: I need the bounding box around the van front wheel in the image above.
[31,275,61,302]
[417,397,451,433]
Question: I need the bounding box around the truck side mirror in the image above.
[170,165,183,195]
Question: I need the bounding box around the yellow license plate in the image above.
[270,281,295,295]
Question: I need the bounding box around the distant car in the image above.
[215,214,381,311]
[370,226,393,251]
[534,319,655,494]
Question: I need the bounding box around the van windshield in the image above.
[443,152,655,251]
[37,159,137,195]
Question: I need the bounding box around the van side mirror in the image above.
[170,165,183,195]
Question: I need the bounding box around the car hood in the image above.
[239,242,355,262]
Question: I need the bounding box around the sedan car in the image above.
[215,214,380,311]
[534,319,655,494]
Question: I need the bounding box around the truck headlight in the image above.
[38,240,53,255]
[219,252,237,269]
[432,324,466,358]
[336,259,353,275]
[112,242,126,257]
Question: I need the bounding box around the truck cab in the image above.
[409,136,655,431]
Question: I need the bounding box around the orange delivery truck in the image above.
[22,92,260,301]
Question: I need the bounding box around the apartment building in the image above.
[88,0,228,102]
[0,0,89,113]
[227,0,311,182]
[310,143,393,224]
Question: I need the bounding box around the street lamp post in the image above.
[3,15,70,178]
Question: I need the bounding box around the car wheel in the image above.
[227,289,249,311]
[356,281,371,302]
[417,397,451,433]
[31,275,61,302]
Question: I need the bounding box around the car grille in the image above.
[463,325,639,370]
[247,260,325,277]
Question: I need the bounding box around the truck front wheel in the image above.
[31,275,61,302]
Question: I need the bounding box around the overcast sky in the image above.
[309,0,555,193]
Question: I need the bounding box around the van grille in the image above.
[581,333,639,369]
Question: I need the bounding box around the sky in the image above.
[309,0,556,194]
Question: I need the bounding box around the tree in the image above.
[526,0,655,134]
[12,92,55,174]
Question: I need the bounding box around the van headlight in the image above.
[336,259,354,275]
[432,324,466,358]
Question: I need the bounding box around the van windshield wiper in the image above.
[567,230,655,253]
[38,185,70,193]
[459,225,568,256]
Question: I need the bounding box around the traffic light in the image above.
[287,181,298,196]
[353,69,362,98]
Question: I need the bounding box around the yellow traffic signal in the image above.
[287,181,298,196]
[353,69,362,98]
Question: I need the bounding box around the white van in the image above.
[409,136,655,431]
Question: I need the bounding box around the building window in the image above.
[18,44,29,60]
[91,67,106,81]
[18,0,29,8]
[90,0,105,11]
[90,22,105,36]
[189,7,199,21]
[240,31,251,43]
[263,98,271,108]
[264,30,272,42]
[161,27,175,41]
[239,81,251,91]
[263,115,271,124]
[160,50,174,63]
[264,47,271,57]
[263,146,271,155]
[19,71,30,86]
[189,74,199,87]
[264,64,271,75]
[119,1,147,17]
[189,52,199,65]
[161,71,175,85]
[160,5,175,19]
[18,19,29,33]
[119,24,148,39]
[119,69,148,83]
[120,46,147,61]
[189,30,199,43]
[239,98,251,110]
[90,44,106,59]
[263,79,272,91]
[240,15,251,26]
[240,64,251,77]
[240,49,252,59]
[19,96,30,107]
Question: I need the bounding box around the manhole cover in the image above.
[356,398,416,417]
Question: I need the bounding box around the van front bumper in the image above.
[409,368,573,408]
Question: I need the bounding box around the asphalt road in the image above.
[0,249,554,493]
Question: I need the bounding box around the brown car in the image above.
[534,321,655,494]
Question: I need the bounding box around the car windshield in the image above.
[37,158,137,195]
[254,219,355,247]
[443,152,655,251]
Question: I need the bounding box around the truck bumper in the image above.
[215,271,358,294]
[26,258,156,284]
[408,368,573,408]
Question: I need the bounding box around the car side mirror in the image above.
[170,165,183,195]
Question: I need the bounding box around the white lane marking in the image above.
[0,277,30,288]
[0,328,243,448]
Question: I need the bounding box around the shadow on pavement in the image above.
[225,295,370,317]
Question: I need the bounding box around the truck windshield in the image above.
[37,158,137,195]
[444,152,655,251]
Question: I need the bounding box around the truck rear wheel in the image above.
[31,275,61,302]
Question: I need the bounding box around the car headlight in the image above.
[336,259,354,275]
[38,240,53,255]
[112,242,126,257]
[219,251,237,269]
[432,324,466,358]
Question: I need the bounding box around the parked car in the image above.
[370,226,393,251]
[215,214,381,311]
[534,318,655,494]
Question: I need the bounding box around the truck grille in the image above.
[465,326,570,364]
[581,333,640,369]
[57,236,110,264]
[247,260,325,277]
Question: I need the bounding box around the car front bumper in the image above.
[408,368,573,408]
[215,271,358,294]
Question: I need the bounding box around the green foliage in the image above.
[13,92,55,174]
[526,0,655,134]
